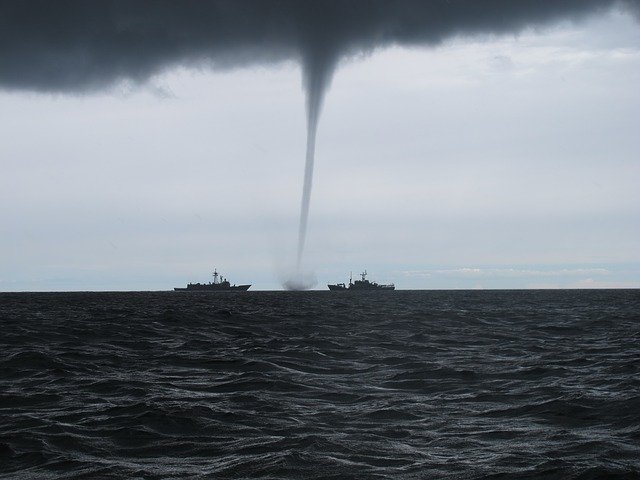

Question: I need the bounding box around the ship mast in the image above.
[213,268,219,284]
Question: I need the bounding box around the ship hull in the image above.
[349,285,395,291]
[174,284,251,292]
[327,284,394,291]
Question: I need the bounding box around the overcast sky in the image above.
[1,3,639,290]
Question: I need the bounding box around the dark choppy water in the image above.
[1,290,639,479]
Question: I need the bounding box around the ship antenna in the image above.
[361,270,367,281]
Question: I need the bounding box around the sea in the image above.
[1,289,639,479]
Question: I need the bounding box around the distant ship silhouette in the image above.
[328,270,395,291]
[174,269,251,291]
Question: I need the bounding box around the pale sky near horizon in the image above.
[1,8,639,291]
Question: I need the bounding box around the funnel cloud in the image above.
[297,51,336,270]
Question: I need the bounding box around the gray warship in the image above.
[328,270,395,291]
[174,269,251,291]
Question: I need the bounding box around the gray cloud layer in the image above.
[1,0,638,93]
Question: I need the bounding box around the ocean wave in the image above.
[1,290,639,479]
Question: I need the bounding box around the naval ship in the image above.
[174,269,251,291]
[328,270,395,291]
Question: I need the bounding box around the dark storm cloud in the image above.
[1,0,637,93]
